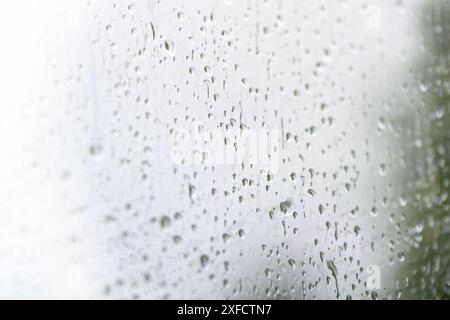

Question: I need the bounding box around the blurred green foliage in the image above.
[401,0,450,299]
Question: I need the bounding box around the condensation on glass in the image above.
[0,0,448,299]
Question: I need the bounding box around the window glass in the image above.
[0,0,448,299]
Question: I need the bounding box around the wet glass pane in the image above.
[0,0,448,299]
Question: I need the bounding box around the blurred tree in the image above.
[399,0,450,299]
